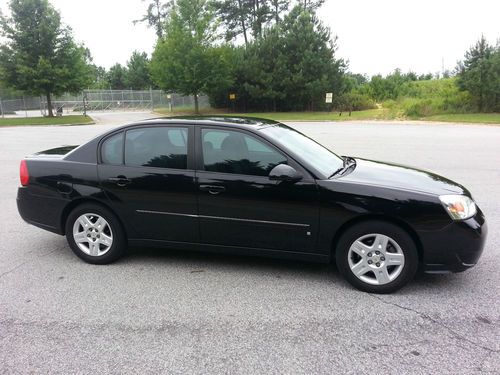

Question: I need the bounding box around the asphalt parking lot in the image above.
[1,113,499,374]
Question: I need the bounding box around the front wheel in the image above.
[65,203,126,264]
[335,221,418,293]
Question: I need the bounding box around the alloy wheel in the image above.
[72,213,113,256]
[347,233,405,285]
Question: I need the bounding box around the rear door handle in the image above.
[108,176,131,187]
[199,184,226,195]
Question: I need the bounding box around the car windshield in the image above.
[260,124,343,177]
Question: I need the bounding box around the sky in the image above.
[1,0,499,76]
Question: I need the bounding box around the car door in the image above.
[98,125,199,242]
[195,126,320,252]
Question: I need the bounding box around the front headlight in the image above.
[439,195,477,220]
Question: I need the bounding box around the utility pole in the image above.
[0,97,4,118]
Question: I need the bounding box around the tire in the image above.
[65,203,127,264]
[335,221,418,294]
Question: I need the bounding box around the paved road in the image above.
[1,114,499,374]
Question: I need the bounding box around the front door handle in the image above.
[199,184,226,195]
[108,176,131,187]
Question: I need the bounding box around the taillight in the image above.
[20,160,29,186]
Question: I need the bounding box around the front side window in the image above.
[101,132,123,165]
[260,124,343,177]
[202,129,286,176]
[125,127,188,169]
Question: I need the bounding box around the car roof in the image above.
[126,116,280,130]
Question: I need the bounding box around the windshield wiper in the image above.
[328,157,356,179]
[328,157,347,178]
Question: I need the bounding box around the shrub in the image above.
[334,92,376,111]
[379,78,474,118]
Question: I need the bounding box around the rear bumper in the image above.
[17,187,65,235]
[419,209,487,273]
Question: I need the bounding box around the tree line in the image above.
[0,0,498,116]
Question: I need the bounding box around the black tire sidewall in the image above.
[65,203,126,264]
[336,221,418,293]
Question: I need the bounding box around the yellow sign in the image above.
[229,93,236,100]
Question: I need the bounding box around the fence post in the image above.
[22,96,28,117]
[150,87,154,112]
[83,91,87,117]
[0,97,4,118]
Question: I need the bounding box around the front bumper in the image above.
[419,208,487,273]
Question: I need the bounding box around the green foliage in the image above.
[106,64,128,90]
[227,5,345,111]
[456,36,500,112]
[150,0,233,112]
[0,0,93,116]
[125,51,152,90]
[359,69,422,101]
[0,85,23,99]
[0,115,93,126]
[394,79,472,117]
[213,0,291,45]
[334,92,376,112]
[349,67,483,118]
[134,0,172,38]
[86,52,152,90]
[87,65,108,89]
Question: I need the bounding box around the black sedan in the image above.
[17,117,487,293]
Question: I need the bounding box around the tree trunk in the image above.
[255,0,261,37]
[194,93,199,114]
[154,0,164,38]
[237,0,248,47]
[46,92,54,117]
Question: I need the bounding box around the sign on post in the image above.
[325,92,333,103]
[229,93,236,101]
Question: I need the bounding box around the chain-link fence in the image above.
[0,90,210,117]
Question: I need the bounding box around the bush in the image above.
[401,98,439,117]
[334,92,376,111]
[376,78,474,118]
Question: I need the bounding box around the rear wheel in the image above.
[335,221,418,293]
[65,203,126,264]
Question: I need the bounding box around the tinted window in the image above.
[125,127,188,169]
[260,124,343,177]
[202,129,286,176]
[101,132,123,165]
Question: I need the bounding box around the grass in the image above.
[421,113,500,124]
[0,115,93,126]
[156,107,500,124]
[155,108,394,121]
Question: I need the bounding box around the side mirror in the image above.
[269,164,302,183]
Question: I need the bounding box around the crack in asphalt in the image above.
[369,294,499,354]
[477,351,500,373]
[0,248,60,280]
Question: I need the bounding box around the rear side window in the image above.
[125,127,188,169]
[101,132,123,165]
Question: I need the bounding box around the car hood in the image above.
[337,157,468,196]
